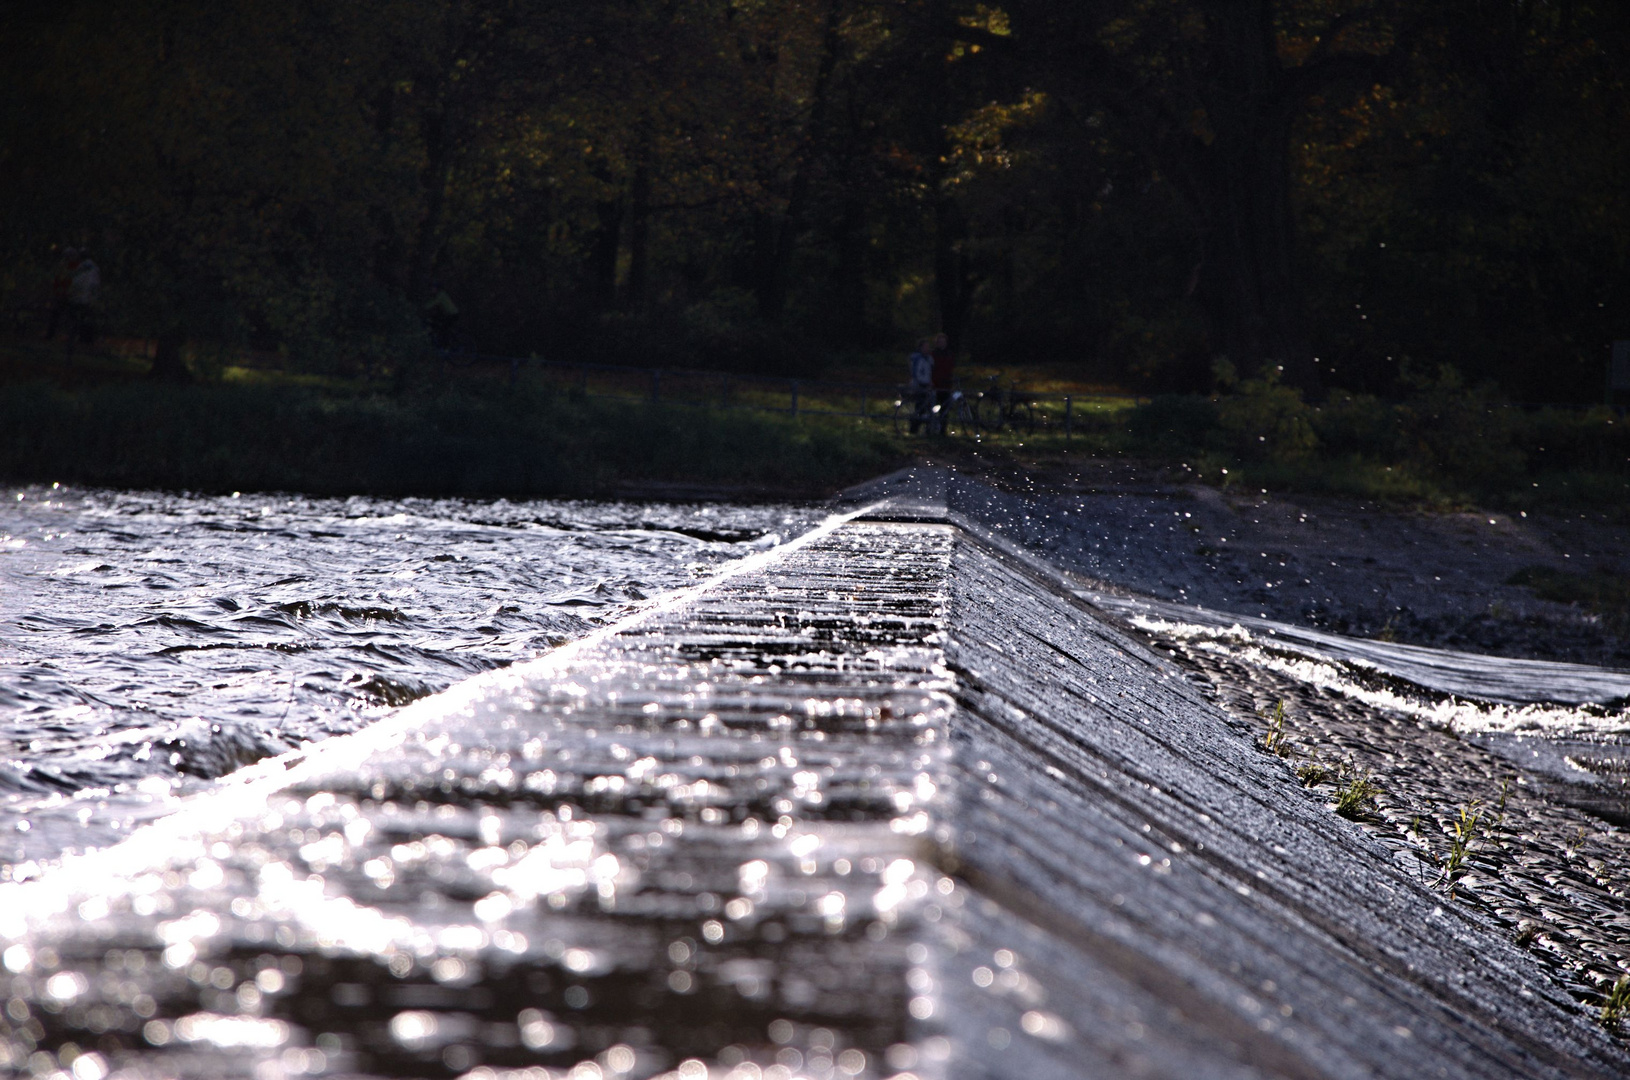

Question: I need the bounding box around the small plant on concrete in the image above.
[1296,748,1330,787]
[1334,770,1382,820]
[1261,700,1291,757]
[1601,976,1630,1029]
[1442,800,1483,894]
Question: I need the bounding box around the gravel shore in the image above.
[936,456,1630,668]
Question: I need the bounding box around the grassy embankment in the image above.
[6,338,1629,622]
[5,339,1628,517]
[0,342,906,498]
[977,362,1630,629]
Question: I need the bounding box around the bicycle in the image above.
[433,324,478,368]
[972,375,1038,434]
[893,387,974,437]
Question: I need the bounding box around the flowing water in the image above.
[894,466,1630,816]
[4,475,1630,1079]
[0,487,820,869]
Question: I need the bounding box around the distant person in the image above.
[424,282,460,348]
[44,248,78,341]
[930,332,953,434]
[906,337,934,434]
[65,251,100,350]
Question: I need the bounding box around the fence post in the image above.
[861,388,868,420]
[1064,395,1073,443]
[790,380,799,417]
[721,375,731,408]
[651,370,661,402]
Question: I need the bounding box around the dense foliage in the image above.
[3,1,1626,400]
[1127,374,1630,511]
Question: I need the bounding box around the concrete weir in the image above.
[2,486,1627,1079]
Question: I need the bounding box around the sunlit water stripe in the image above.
[1087,591,1630,710]
[1105,604,1630,742]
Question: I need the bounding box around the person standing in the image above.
[424,281,460,348]
[906,337,934,434]
[65,251,100,351]
[44,248,78,341]
[930,332,953,435]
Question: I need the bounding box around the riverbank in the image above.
[5,352,1628,666]
[0,378,903,498]
[874,457,1630,669]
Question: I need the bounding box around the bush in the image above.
[1128,394,1218,453]
[0,380,901,497]
[1312,391,1404,459]
[1213,361,1319,463]
[1395,362,1523,488]
[1518,406,1630,475]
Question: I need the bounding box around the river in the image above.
[3,479,1629,1079]
[0,486,819,869]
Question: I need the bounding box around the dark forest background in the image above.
[3,0,1628,400]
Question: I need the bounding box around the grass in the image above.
[1603,976,1630,1029]
[1333,770,1383,820]
[0,376,906,498]
[1441,800,1484,894]
[1295,755,1331,788]
[1506,565,1630,631]
[9,336,1630,517]
[1261,700,1292,757]
[821,350,1141,402]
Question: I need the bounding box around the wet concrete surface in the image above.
[4,493,1629,1078]
[860,467,1630,1025]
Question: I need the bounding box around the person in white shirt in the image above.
[906,337,934,434]
[67,254,100,347]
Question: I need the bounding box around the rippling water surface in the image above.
[0,487,818,866]
[5,477,1630,1080]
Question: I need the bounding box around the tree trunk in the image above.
[934,194,973,353]
[754,0,844,322]
[407,8,472,301]
[1186,0,1318,392]
[409,104,454,300]
[588,197,624,310]
[750,213,783,316]
[830,198,868,339]
[624,164,652,308]
[1189,109,1313,388]
[148,331,191,383]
